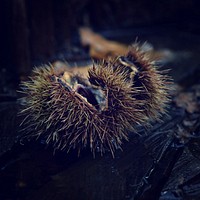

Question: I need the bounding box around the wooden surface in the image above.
[0,106,184,200]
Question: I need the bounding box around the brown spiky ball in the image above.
[19,45,171,156]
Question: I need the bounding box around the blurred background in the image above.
[0,0,200,91]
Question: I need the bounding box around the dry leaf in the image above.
[174,92,199,113]
[79,27,172,63]
[79,27,128,59]
[52,61,91,78]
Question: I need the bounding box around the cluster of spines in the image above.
[126,45,171,121]
[19,45,171,156]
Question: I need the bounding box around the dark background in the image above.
[0,0,199,79]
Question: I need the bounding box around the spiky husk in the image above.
[19,45,171,156]
[126,44,171,121]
